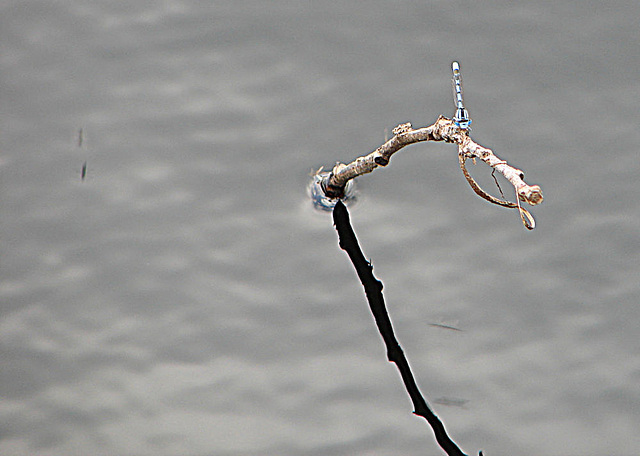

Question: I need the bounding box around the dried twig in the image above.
[320,116,543,228]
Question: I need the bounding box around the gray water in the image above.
[2,1,639,455]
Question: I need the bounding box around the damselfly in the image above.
[451,61,471,131]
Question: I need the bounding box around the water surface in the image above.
[1,1,639,455]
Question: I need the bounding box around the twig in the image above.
[333,200,470,456]
[458,153,536,229]
[320,116,543,228]
[490,169,505,200]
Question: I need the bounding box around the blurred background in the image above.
[1,1,639,455]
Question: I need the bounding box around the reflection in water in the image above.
[434,397,469,408]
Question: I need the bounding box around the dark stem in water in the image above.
[332,200,469,456]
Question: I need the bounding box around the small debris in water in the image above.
[428,322,463,332]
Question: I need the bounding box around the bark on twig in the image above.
[333,199,470,456]
[321,116,543,228]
